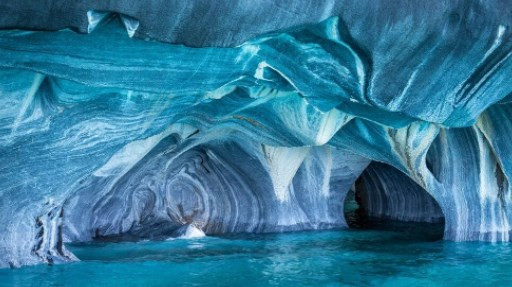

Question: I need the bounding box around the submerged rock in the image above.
[172,225,206,240]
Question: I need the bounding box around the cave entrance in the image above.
[344,162,445,241]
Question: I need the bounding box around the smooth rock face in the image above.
[63,138,368,243]
[356,162,444,223]
[1,1,512,268]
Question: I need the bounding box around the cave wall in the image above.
[1,2,512,268]
[356,162,444,223]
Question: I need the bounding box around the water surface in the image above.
[1,221,510,287]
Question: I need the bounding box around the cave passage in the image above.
[344,162,445,242]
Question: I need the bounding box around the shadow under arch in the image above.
[344,161,445,241]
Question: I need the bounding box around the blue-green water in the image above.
[1,221,511,287]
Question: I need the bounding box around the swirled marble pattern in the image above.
[356,162,444,223]
[63,140,369,242]
[1,2,512,268]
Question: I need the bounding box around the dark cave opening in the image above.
[344,162,445,242]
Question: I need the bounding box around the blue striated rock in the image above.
[1,2,512,268]
[356,162,444,223]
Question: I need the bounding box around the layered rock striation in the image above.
[1,1,512,267]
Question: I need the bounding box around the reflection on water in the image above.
[1,219,510,287]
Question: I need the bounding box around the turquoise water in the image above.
[1,220,511,287]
